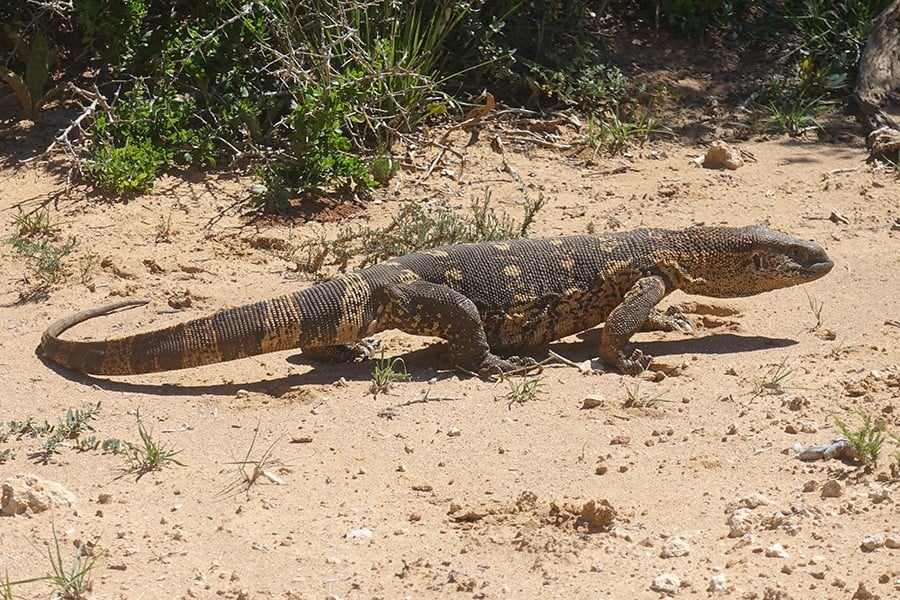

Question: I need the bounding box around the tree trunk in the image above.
[854,0,900,157]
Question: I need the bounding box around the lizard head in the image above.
[668,225,833,298]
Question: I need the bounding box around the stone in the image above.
[703,141,744,170]
[660,536,691,558]
[861,533,885,552]
[708,572,727,592]
[651,572,681,595]
[727,508,755,538]
[1,473,76,516]
[820,480,842,498]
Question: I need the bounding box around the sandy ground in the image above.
[1,118,899,600]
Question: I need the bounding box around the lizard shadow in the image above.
[34,343,455,397]
[551,330,799,362]
[35,331,796,396]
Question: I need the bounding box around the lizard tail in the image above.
[41,296,307,376]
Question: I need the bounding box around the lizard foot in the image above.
[474,354,539,379]
[646,306,694,332]
[615,349,651,375]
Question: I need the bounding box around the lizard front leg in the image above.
[600,276,667,374]
[379,280,536,377]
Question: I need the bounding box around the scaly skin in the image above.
[40,225,833,377]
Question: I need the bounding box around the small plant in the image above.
[0,449,12,464]
[503,375,546,407]
[45,522,99,600]
[6,209,77,286]
[752,356,796,397]
[578,111,671,160]
[828,338,857,359]
[622,377,667,408]
[831,412,887,468]
[123,412,185,474]
[154,213,174,243]
[805,291,825,331]
[371,350,410,398]
[220,428,285,498]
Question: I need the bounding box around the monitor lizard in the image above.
[40,225,833,377]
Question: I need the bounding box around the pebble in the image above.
[345,528,373,540]
[660,536,691,558]
[727,508,755,538]
[765,543,789,558]
[885,534,900,549]
[708,572,727,592]
[650,572,680,595]
[820,480,842,498]
[861,533,885,552]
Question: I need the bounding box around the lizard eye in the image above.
[752,254,765,270]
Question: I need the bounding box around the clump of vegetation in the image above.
[371,351,411,398]
[45,522,100,600]
[503,375,547,407]
[831,412,887,468]
[278,191,545,273]
[122,411,185,474]
[6,209,76,286]
[752,356,797,397]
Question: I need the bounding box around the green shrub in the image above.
[786,0,891,93]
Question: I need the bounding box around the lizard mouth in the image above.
[805,258,834,277]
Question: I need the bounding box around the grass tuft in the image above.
[123,411,185,474]
[831,412,886,468]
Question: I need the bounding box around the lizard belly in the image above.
[483,288,609,352]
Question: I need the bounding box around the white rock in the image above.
[725,493,771,513]
[727,508,755,538]
[1,473,76,516]
[345,528,373,540]
[861,533,885,551]
[703,141,744,170]
[885,534,900,549]
[708,572,728,592]
[651,572,680,595]
[765,543,789,558]
[660,536,691,558]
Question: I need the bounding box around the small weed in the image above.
[220,428,285,498]
[75,436,100,452]
[6,209,77,286]
[828,338,857,359]
[766,97,824,135]
[371,350,410,398]
[154,213,174,243]
[58,402,102,439]
[0,449,12,464]
[123,411,185,473]
[805,291,824,331]
[101,438,124,455]
[831,412,886,468]
[578,111,671,159]
[752,356,796,397]
[369,153,397,185]
[45,522,99,600]
[622,377,668,408]
[503,375,546,407]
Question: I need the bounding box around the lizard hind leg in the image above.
[379,280,536,377]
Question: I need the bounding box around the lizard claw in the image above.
[616,349,652,375]
[662,306,694,332]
